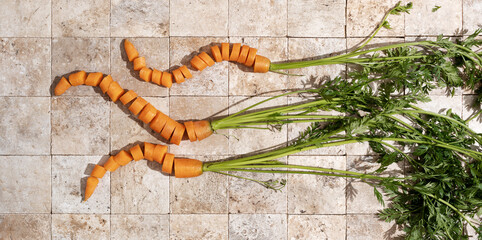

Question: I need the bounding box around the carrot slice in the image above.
[153,144,168,164]
[99,75,113,94]
[172,68,185,84]
[114,150,134,166]
[237,45,250,64]
[152,69,162,85]
[90,165,107,178]
[54,77,72,96]
[229,43,241,61]
[211,45,222,62]
[161,153,175,174]
[69,71,87,86]
[244,47,257,67]
[144,142,155,161]
[193,120,213,141]
[198,52,215,67]
[179,65,192,79]
[190,56,208,71]
[103,156,120,172]
[119,90,138,105]
[184,121,197,142]
[124,39,139,62]
[253,55,271,73]
[138,103,157,124]
[149,111,169,133]
[85,72,104,86]
[221,43,230,61]
[161,72,173,88]
[128,97,148,115]
[129,144,144,161]
[107,81,125,103]
[133,57,146,71]
[160,118,177,141]
[174,158,203,178]
[84,176,99,201]
[139,67,153,82]
[170,122,186,145]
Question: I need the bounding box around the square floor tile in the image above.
[230,0,287,37]
[52,214,110,240]
[463,0,482,34]
[288,0,345,37]
[170,0,228,36]
[0,0,51,37]
[229,214,287,240]
[346,214,404,240]
[111,215,169,240]
[288,215,346,240]
[0,214,51,239]
[405,0,462,36]
[347,0,404,37]
[170,214,228,240]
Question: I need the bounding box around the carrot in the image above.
[179,65,192,79]
[133,57,146,71]
[184,121,197,142]
[138,103,157,124]
[85,72,104,86]
[211,45,223,62]
[107,81,125,103]
[103,156,120,172]
[172,68,185,84]
[160,118,177,141]
[229,43,241,61]
[124,39,139,62]
[54,77,72,96]
[128,97,148,115]
[129,144,144,161]
[69,71,87,86]
[153,144,168,164]
[190,55,208,71]
[174,158,203,178]
[244,47,257,67]
[99,75,114,94]
[113,150,134,166]
[90,165,107,178]
[119,90,138,105]
[144,142,155,161]
[198,52,215,67]
[170,122,186,145]
[139,67,153,82]
[237,45,250,64]
[161,153,175,174]
[253,55,271,73]
[151,69,162,85]
[221,43,230,61]
[193,120,213,141]
[161,72,173,88]
[149,111,169,133]
[84,176,99,201]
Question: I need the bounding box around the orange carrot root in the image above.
[221,43,230,61]
[211,45,223,62]
[124,39,139,62]
[90,165,107,178]
[184,121,197,142]
[106,81,125,103]
[193,120,213,141]
[133,57,146,71]
[139,67,153,82]
[244,47,257,67]
[153,144,168,164]
[190,55,208,71]
[152,69,162,85]
[129,144,144,161]
[54,77,72,96]
[103,156,120,172]
[172,68,185,83]
[160,118,177,141]
[161,72,173,88]
[99,75,114,94]
[229,43,241,61]
[161,153,175,174]
[128,97,148,115]
[114,150,134,166]
[150,111,169,133]
[144,142,155,161]
[237,45,250,64]
[138,103,157,124]
[85,72,104,86]
[170,123,186,145]
[69,71,87,86]
[253,55,271,73]
[174,158,203,178]
[179,65,192,79]
[84,176,99,201]
[198,52,215,67]
[119,90,138,105]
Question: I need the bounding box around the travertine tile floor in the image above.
[0,0,480,239]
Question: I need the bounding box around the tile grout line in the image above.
[50,0,53,238]
[168,1,171,238]
[109,0,112,238]
[344,0,348,238]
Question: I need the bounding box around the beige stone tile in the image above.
[463,0,482,34]
[288,0,345,37]
[0,38,50,96]
[110,38,169,96]
[52,214,110,240]
[288,155,346,214]
[52,38,110,96]
[0,156,51,213]
[463,95,482,133]
[347,0,404,37]
[170,214,228,240]
[288,215,346,240]
[229,37,288,96]
[405,0,463,36]
[111,0,169,37]
[415,94,463,116]
[111,159,169,214]
[229,214,287,240]
[346,214,403,240]
[170,0,228,36]
[51,97,110,155]
[0,97,50,155]
[169,37,228,96]
[0,0,51,37]
[345,141,378,156]
[230,0,287,36]
[111,215,169,240]
[0,214,51,239]
[52,0,110,37]
[52,156,110,214]
[169,96,229,155]
[111,97,169,150]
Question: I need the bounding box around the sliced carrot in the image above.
[221,43,230,61]
[190,55,208,71]
[119,90,138,105]
[160,118,177,141]
[133,57,146,71]
[253,55,271,73]
[129,144,144,161]
[193,120,213,141]
[161,153,175,174]
[128,97,148,115]
[103,156,120,172]
[69,71,87,86]
[139,67,153,82]
[174,158,203,178]
[211,45,222,62]
[237,45,250,64]
[184,121,197,142]
[229,43,241,61]
[107,81,125,103]
[172,68,185,84]
[114,150,134,166]
[99,75,113,94]
[161,72,173,88]
[170,123,186,145]
[153,144,168,164]
[149,111,169,133]
[198,52,215,67]
[124,39,139,62]
[90,165,107,178]
[85,72,104,86]
[144,142,155,161]
[54,77,72,96]
[151,69,162,85]
[244,47,257,67]
[179,65,192,79]
[138,103,157,124]
[84,176,99,201]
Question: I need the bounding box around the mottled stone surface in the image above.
[170,0,228,36]
[463,95,482,133]
[405,0,463,36]
[0,0,51,37]
[415,95,463,116]
[347,0,404,37]
[111,215,169,240]
[170,214,228,240]
[0,214,51,239]
[463,0,482,34]
[52,214,110,240]
[346,214,404,240]
[288,215,346,240]
[229,214,287,240]
[230,0,287,36]
[288,0,345,37]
